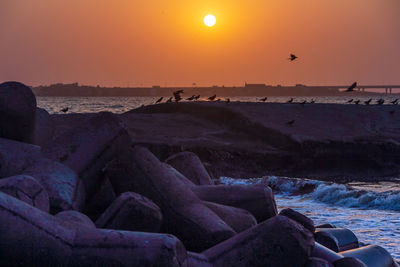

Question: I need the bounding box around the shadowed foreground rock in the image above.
[339,245,396,267]
[105,146,236,252]
[34,107,54,147]
[165,152,213,185]
[203,201,257,233]
[56,210,96,229]
[191,185,277,222]
[280,208,315,233]
[203,215,314,267]
[315,228,359,252]
[95,191,162,233]
[43,112,131,201]
[0,191,188,266]
[0,175,49,212]
[0,81,36,143]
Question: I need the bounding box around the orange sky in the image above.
[1,0,399,87]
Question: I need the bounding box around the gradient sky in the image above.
[1,0,399,87]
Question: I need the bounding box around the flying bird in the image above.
[354,100,360,105]
[347,99,353,103]
[287,98,294,103]
[260,97,268,102]
[61,107,69,113]
[286,120,295,126]
[155,97,163,104]
[208,94,217,101]
[345,82,357,92]
[288,54,298,61]
[364,99,372,105]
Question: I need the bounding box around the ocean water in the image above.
[37,95,400,114]
[37,96,400,259]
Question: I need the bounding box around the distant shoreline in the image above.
[32,83,399,97]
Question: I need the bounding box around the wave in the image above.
[220,176,400,211]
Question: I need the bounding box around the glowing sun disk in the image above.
[204,15,216,27]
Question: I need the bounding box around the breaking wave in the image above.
[220,176,400,211]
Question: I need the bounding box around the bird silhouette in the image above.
[187,95,196,101]
[300,100,307,106]
[155,97,163,104]
[174,90,184,95]
[174,94,182,102]
[226,98,230,104]
[391,99,399,105]
[310,99,315,104]
[287,98,294,103]
[260,97,268,102]
[288,54,298,61]
[345,82,357,92]
[364,98,372,105]
[286,120,295,126]
[347,99,353,103]
[61,107,69,113]
[377,99,384,105]
[208,94,217,101]
[166,97,173,103]
[194,95,201,100]
[354,100,360,105]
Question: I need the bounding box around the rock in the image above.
[0,138,42,178]
[186,252,212,267]
[203,215,314,267]
[0,191,188,266]
[165,152,213,185]
[56,210,96,228]
[312,242,343,263]
[279,208,315,233]
[34,107,54,147]
[83,176,117,221]
[0,81,36,143]
[106,146,236,252]
[192,185,277,222]
[164,163,197,188]
[203,201,257,233]
[24,158,85,213]
[0,175,49,212]
[305,257,334,267]
[316,223,336,229]
[333,258,367,267]
[339,245,395,267]
[43,112,131,201]
[315,228,359,252]
[95,192,162,233]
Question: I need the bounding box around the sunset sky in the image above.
[1,0,399,87]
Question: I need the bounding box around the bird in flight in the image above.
[155,97,163,104]
[61,107,69,113]
[208,94,217,101]
[288,54,298,61]
[345,82,357,92]
[260,97,268,102]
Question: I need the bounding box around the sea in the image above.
[37,96,400,259]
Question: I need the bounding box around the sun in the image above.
[204,15,216,27]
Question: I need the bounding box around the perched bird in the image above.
[364,98,372,105]
[286,120,295,126]
[391,99,399,105]
[345,82,357,92]
[155,97,163,104]
[174,89,184,95]
[390,110,395,115]
[208,94,217,101]
[216,98,221,102]
[174,94,182,102]
[347,99,353,103]
[61,107,69,113]
[260,97,268,102]
[310,99,315,104]
[194,95,201,100]
[354,100,360,105]
[288,54,298,61]
[377,99,384,105]
[226,98,230,104]
[287,98,294,103]
[166,97,173,103]
[300,100,307,106]
[187,95,196,101]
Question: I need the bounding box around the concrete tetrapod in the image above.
[0,191,188,266]
[106,146,236,252]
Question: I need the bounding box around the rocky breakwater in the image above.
[0,81,398,266]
